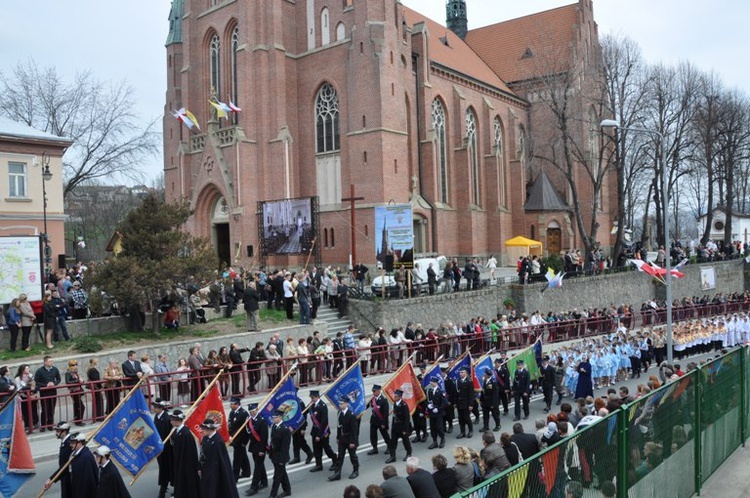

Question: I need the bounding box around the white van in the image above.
[370,256,447,296]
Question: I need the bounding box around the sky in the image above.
[1,0,748,182]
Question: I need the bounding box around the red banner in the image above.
[186,384,229,442]
[383,362,426,415]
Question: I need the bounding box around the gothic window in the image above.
[431,99,448,204]
[321,8,330,45]
[494,117,506,208]
[336,22,345,41]
[330,227,335,247]
[465,108,479,206]
[210,33,221,96]
[316,83,340,153]
[230,26,239,123]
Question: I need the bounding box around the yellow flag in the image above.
[209,100,228,119]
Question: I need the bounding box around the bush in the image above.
[73,335,103,353]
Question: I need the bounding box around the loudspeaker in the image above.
[58,254,67,269]
[247,245,254,258]
[385,255,395,272]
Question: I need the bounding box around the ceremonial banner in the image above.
[508,346,541,381]
[374,204,414,268]
[473,355,497,383]
[446,351,472,382]
[259,376,305,431]
[186,384,229,442]
[383,362,426,415]
[420,361,445,393]
[0,396,35,497]
[324,363,367,417]
[93,391,163,478]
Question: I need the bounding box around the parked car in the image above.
[371,256,447,297]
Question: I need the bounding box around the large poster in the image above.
[374,204,414,268]
[0,236,43,304]
[260,197,315,255]
[701,267,716,291]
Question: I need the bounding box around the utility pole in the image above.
[341,184,364,267]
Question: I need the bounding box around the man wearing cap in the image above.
[200,418,240,498]
[170,410,200,498]
[494,356,511,416]
[328,397,359,481]
[44,422,73,498]
[386,389,411,463]
[480,369,501,432]
[290,388,314,465]
[228,396,252,481]
[269,410,292,498]
[426,377,446,449]
[68,433,99,498]
[540,356,556,413]
[152,399,173,498]
[94,445,131,498]
[512,359,531,421]
[455,367,474,438]
[308,390,336,472]
[441,368,455,434]
[244,403,269,496]
[368,384,390,455]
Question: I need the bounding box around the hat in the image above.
[54,421,70,431]
[460,367,469,373]
[483,369,493,376]
[516,359,524,365]
[429,377,439,384]
[310,390,320,397]
[70,433,88,443]
[170,410,186,420]
[151,398,170,408]
[200,419,219,430]
[272,409,285,418]
[494,358,502,364]
[372,384,382,391]
[94,445,111,457]
[339,397,349,404]
[394,389,404,396]
[230,396,242,404]
[247,403,259,411]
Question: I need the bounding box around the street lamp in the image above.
[601,119,673,364]
[41,152,53,281]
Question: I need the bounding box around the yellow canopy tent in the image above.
[504,236,543,265]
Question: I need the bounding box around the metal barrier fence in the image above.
[456,346,749,498]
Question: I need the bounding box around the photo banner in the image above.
[374,204,414,268]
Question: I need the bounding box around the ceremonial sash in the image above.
[372,396,384,421]
[248,418,270,451]
[310,409,330,437]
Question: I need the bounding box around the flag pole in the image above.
[472,349,496,366]
[303,238,317,271]
[162,368,226,446]
[128,457,154,486]
[228,362,298,445]
[37,379,145,498]
[0,388,21,413]
[380,351,418,393]
[420,354,444,381]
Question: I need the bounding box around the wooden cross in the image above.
[341,184,365,265]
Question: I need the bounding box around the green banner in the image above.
[507,346,541,381]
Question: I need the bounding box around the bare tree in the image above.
[0,60,159,197]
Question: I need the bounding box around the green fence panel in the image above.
[700,348,744,483]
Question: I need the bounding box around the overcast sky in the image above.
[1,0,747,182]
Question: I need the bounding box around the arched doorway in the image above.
[547,220,561,256]
[413,217,427,255]
[212,197,231,267]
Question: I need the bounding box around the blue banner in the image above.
[474,356,498,382]
[94,392,164,477]
[324,363,367,417]
[446,353,472,381]
[259,376,305,431]
[0,396,35,498]
[421,363,445,393]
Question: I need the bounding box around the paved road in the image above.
[26,351,714,498]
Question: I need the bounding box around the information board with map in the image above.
[0,236,43,304]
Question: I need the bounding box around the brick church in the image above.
[162,0,615,268]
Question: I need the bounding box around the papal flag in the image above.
[0,395,36,497]
[186,384,229,442]
[259,375,306,431]
[383,362,426,415]
[93,390,164,478]
[325,363,367,417]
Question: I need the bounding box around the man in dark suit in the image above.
[121,350,143,388]
[512,359,531,421]
[67,433,99,498]
[170,410,201,498]
[244,403,269,496]
[43,421,72,498]
[540,356,556,412]
[494,357,511,416]
[308,390,337,472]
[380,465,416,498]
[329,397,359,481]
[455,367,474,438]
[151,399,173,498]
[94,445,131,498]
[229,343,250,395]
[269,410,292,498]
[480,369,501,432]
[199,418,240,498]
[441,368,455,433]
[509,422,540,460]
[228,397,251,481]
[368,384,391,455]
[386,389,412,463]
[405,457,441,498]
[290,388,314,464]
[425,377,446,449]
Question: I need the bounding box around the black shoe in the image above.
[305,454,314,464]
[245,489,258,496]
[456,433,466,439]
[402,454,411,462]
[467,432,473,438]
[259,483,268,490]
[481,427,489,432]
[289,458,301,465]
[411,437,421,443]
[385,456,396,464]
[349,471,359,479]
[523,415,528,420]
[513,417,520,421]
[493,426,501,432]
[278,492,291,498]
[446,426,453,433]
[367,449,379,455]
[240,473,252,479]
[309,466,323,473]
[543,407,549,413]
[328,465,338,472]
[439,439,445,448]
[428,442,438,450]
[328,473,341,481]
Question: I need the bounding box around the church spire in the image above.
[446,0,468,40]
[166,0,184,46]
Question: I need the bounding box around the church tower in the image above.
[446,0,468,40]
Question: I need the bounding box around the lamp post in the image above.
[40,152,53,281]
[601,119,673,364]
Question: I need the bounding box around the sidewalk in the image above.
[694,444,750,497]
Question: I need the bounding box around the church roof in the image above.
[402,7,516,98]
[464,3,579,84]
[524,170,569,212]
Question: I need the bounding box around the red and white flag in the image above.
[383,362,426,415]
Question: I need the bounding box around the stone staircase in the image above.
[314,302,354,336]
